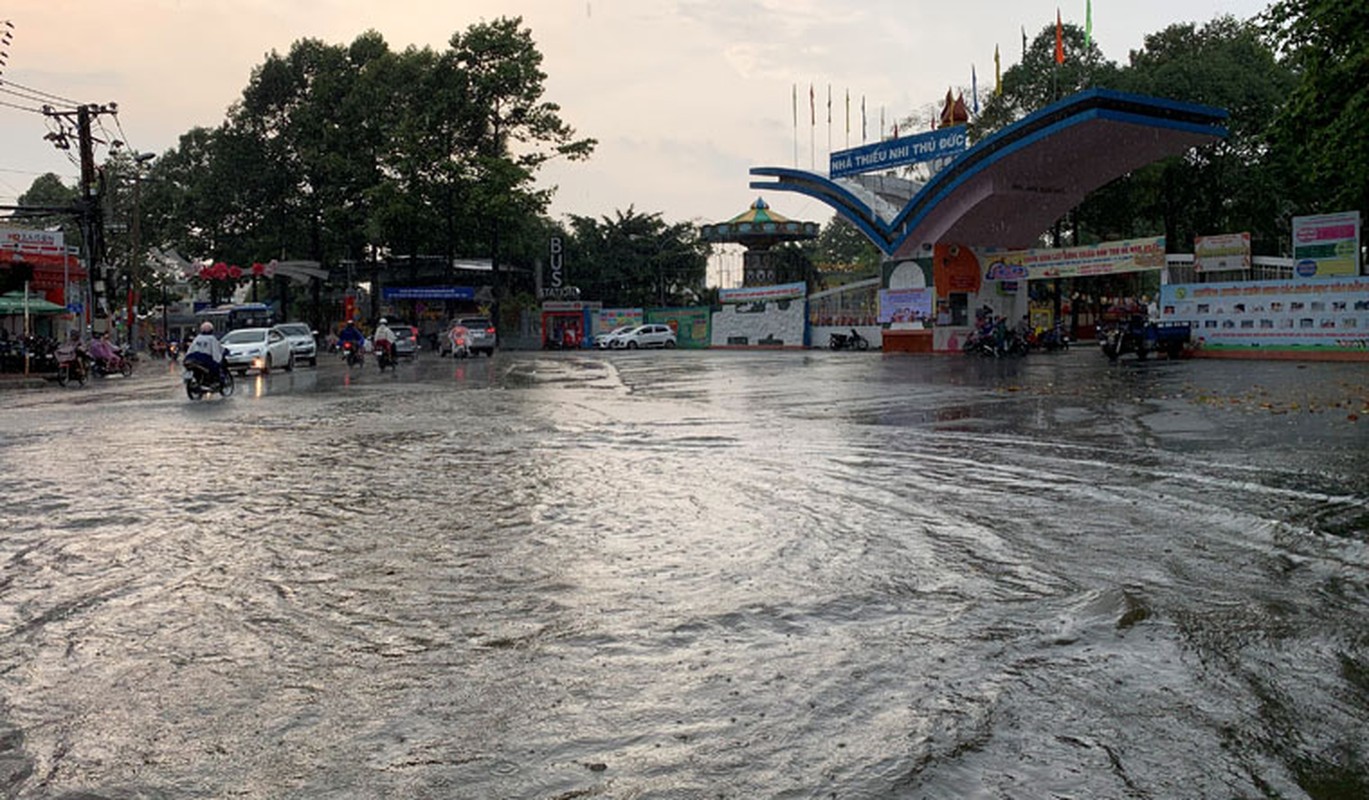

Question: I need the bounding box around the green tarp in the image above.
[0,291,66,314]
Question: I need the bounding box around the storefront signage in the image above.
[549,235,564,288]
[381,286,474,300]
[718,281,807,304]
[1292,211,1360,277]
[1194,232,1251,272]
[981,236,1166,280]
[1160,277,1369,351]
[878,288,933,324]
[829,126,967,179]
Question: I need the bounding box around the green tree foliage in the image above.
[809,216,880,277]
[13,173,80,246]
[970,17,1294,256]
[564,207,708,308]
[139,17,595,296]
[970,23,1119,142]
[1263,0,1369,218]
[1080,17,1295,253]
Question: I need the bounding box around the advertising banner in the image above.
[718,281,807,304]
[878,288,933,324]
[647,307,711,349]
[829,126,968,179]
[981,236,1166,280]
[594,308,643,335]
[381,285,474,300]
[1194,232,1251,272]
[1292,211,1360,277]
[1160,277,1369,351]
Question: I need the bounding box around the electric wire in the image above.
[0,82,77,108]
[0,97,42,114]
[0,77,82,108]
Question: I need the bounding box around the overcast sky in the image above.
[3,0,1271,233]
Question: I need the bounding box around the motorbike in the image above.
[55,352,87,387]
[1034,322,1070,351]
[341,339,364,367]
[376,340,396,371]
[92,349,134,378]
[182,359,235,400]
[829,328,870,351]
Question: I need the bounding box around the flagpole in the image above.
[826,83,831,170]
[792,83,798,168]
[809,82,815,171]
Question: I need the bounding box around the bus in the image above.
[193,303,278,337]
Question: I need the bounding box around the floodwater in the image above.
[1,348,1366,799]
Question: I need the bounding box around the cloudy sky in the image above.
[3,0,1271,234]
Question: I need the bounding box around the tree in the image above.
[1079,18,1295,253]
[565,207,708,308]
[809,216,880,276]
[13,173,81,247]
[1263,0,1369,220]
[970,23,1119,143]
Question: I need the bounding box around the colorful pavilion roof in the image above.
[700,197,819,248]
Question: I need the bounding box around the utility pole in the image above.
[43,102,118,333]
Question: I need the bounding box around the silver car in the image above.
[455,317,497,357]
[272,322,318,366]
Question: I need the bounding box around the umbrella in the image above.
[0,290,68,315]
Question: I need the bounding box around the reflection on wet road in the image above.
[1,350,1366,798]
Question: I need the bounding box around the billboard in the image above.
[878,288,933,324]
[1194,232,1251,272]
[718,281,806,304]
[1292,211,1360,277]
[981,236,1167,280]
[1160,277,1369,352]
[829,126,968,179]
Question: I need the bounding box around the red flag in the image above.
[1055,9,1065,64]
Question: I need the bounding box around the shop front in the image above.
[542,300,601,349]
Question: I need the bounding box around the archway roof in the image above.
[750,88,1228,258]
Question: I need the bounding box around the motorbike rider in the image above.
[87,331,117,371]
[372,317,396,362]
[337,319,365,357]
[184,321,227,380]
[54,330,88,376]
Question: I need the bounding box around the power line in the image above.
[0,77,81,108]
[0,97,41,114]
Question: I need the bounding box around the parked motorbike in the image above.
[829,328,870,351]
[182,360,235,400]
[1034,322,1070,351]
[341,339,364,367]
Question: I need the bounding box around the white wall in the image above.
[711,301,806,347]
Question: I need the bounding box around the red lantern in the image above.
[228,265,243,279]
[251,262,265,276]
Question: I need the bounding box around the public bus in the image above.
[193,303,278,337]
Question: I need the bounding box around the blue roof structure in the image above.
[750,88,1229,258]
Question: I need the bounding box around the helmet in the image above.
[200,322,214,333]
[378,318,387,325]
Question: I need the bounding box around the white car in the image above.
[272,322,318,366]
[222,327,295,374]
[596,325,637,349]
[617,324,677,349]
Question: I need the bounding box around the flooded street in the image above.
[1,349,1366,799]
